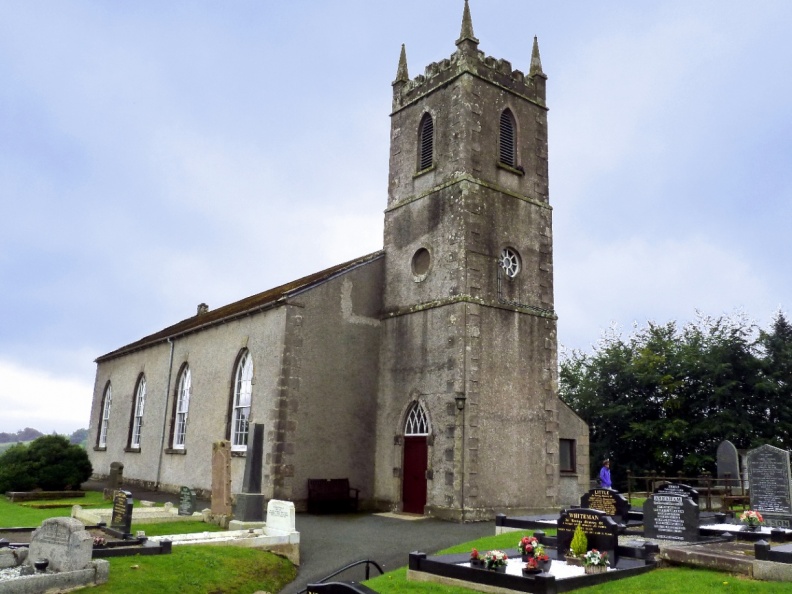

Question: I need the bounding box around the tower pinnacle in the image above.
[530,36,546,78]
[456,0,479,48]
[394,44,409,84]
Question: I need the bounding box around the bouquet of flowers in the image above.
[469,548,481,563]
[518,536,539,556]
[484,550,509,569]
[534,544,549,563]
[583,549,609,567]
[740,510,764,527]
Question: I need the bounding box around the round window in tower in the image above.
[499,247,521,279]
[411,247,431,281]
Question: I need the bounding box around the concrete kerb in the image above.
[0,560,109,593]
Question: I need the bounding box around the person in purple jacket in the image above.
[599,459,612,488]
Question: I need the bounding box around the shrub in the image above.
[0,435,92,493]
[570,524,588,557]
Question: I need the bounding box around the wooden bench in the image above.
[307,479,360,514]
[721,494,750,512]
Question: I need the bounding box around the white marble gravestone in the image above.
[266,500,295,533]
[28,517,93,572]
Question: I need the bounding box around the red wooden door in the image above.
[402,436,428,514]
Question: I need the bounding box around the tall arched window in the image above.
[97,383,112,448]
[417,113,434,172]
[499,108,516,167]
[130,375,146,448]
[172,366,191,449]
[404,401,430,436]
[231,351,253,451]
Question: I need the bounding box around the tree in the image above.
[0,434,92,492]
[559,312,787,484]
[69,428,89,446]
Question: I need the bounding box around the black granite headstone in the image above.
[557,508,620,565]
[643,488,699,542]
[580,488,630,522]
[110,490,133,535]
[747,444,792,528]
[654,482,699,505]
[178,486,197,516]
[234,423,266,522]
[717,440,741,488]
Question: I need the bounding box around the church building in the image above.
[87,1,589,521]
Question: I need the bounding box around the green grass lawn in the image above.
[0,493,111,528]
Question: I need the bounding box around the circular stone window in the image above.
[499,247,521,279]
[411,248,431,281]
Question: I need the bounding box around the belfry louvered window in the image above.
[418,113,434,172]
[499,109,516,167]
[404,401,430,436]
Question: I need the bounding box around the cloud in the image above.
[0,359,93,434]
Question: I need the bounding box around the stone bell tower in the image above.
[373,1,579,521]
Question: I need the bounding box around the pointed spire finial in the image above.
[456,0,479,47]
[394,44,409,84]
[530,35,546,77]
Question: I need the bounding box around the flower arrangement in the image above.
[518,536,539,556]
[740,510,764,528]
[583,549,609,567]
[483,549,509,569]
[534,544,549,563]
[469,548,482,564]
[93,536,107,548]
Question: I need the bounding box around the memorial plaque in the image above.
[580,488,630,522]
[557,508,620,565]
[643,489,699,541]
[747,444,792,528]
[717,440,741,488]
[110,489,133,534]
[654,482,699,505]
[178,486,197,516]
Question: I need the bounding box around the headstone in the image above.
[717,440,741,488]
[580,488,630,522]
[178,486,197,516]
[747,444,792,528]
[654,482,699,505]
[643,486,699,542]
[234,423,266,522]
[557,508,620,565]
[211,440,233,516]
[110,490,133,535]
[266,500,296,533]
[28,517,93,572]
[107,461,124,489]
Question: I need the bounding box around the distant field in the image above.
[0,440,32,454]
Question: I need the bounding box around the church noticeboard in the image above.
[747,444,792,528]
[110,490,133,534]
[178,486,197,516]
[643,487,699,542]
[557,508,619,565]
[580,488,630,522]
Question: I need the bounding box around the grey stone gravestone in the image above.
[211,440,233,516]
[178,486,197,516]
[28,517,93,572]
[747,444,792,528]
[557,508,620,565]
[643,486,699,542]
[717,440,741,488]
[110,490,133,535]
[234,423,266,522]
[107,461,124,489]
[580,488,630,522]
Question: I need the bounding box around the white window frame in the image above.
[98,384,112,448]
[131,377,146,448]
[173,367,191,449]
[404,401,430,436]
[231,352,253,451]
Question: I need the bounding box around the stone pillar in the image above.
[211,441,233,517]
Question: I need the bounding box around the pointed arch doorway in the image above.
[402,401,430,514]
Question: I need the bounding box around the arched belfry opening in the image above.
[402,401,431,514]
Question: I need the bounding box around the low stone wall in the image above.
[5,491,85,503]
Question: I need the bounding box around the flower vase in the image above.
[489,565,506,573]
[521,553,533,562]
[470,559,484,567]
[522,567,542,576]
[538,559,552,573]
[742,524,760,532]
[584,565,608,575]
[565,556,582,567]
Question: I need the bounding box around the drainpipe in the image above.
[155,337,175,489]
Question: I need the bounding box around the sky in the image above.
[1,1,790,434]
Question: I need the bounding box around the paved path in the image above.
[280,513,492,594]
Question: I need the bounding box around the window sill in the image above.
[124,447,141,454]
[231,450,247,458]
[165,448,187,455]
[497,162,525,176]
[93,446,107,452]
[560,471,578,476]
[413,164,436,178]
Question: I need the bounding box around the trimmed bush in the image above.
[0,435,92,493]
